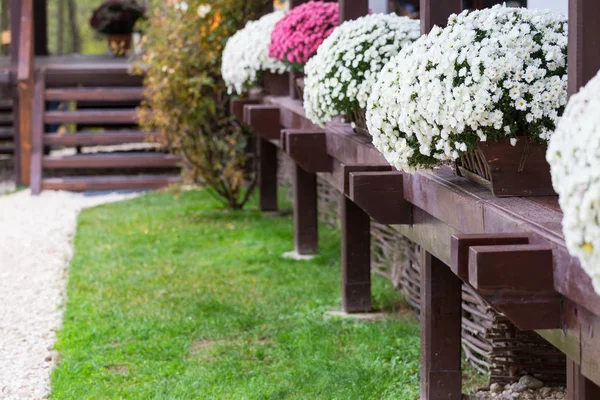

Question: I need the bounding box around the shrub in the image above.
[366,6,568,172]
[304,13,420,126]
[140,0,272,209]
[547,71,600,295]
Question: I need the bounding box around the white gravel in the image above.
[0,190,137,399]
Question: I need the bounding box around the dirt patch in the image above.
[106,365,129,375]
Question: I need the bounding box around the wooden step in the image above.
[45,87,145,102]
[41,174,181,192]
[43,153,180,169]
[44,109,139,125]
[0,143,13,154]
[44,131,159,146]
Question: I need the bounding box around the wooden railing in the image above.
[16,0,34,185]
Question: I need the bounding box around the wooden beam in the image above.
[420,251,462,400]
[568,359,600,400]
[292,162,318,255]
[341,194,371,313]
[281,129,331,173]
[339,0,369,23]
[420,0,462,34]
[339,163,392,196]
[568,0,600,96]
[34,0,48,56]
[468,244,561,330]
[244,105,281,141]
[230,98,260,123]
[348,171,413,225]
[450,233,530,281]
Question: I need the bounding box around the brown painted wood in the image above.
[348,171,413,225]
[293,162,318,255]
[244,105,281,140]
[34,0,48,56]
[421,251,462,400]
[339,0,369,23]
[281,129,332,173]
[17,0,34,185]
[468,244,561,330]
[30,71,45,195]
[45,87,145,102]
[44,131,159,146]
[340,163,392,195]
[42,175,181,192]
[258,137,278,212]
[44,109,139,125]
[568,359,600,399]
[43,153,181,169]
[450,233,530,281]
[420,0,462,34]
[230,98,260,123]
[341,194,371,313]
[568,0,600,96]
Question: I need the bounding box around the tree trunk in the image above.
[67,0,81,53]
[57,0,65,55]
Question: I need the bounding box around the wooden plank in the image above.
[230,98,260,123]
[44,131,159,146]
[341,194,371,313]
[348,171,413,225]
[0,143,14,154]
[44,109,139,125]
[339,0,368,23]
[43,153,181,169]
[293,162,318,255]
[30,71,45,195]
[257,137,278,212]
[420,251,462,400]
[45,87,145,102]
[244,105,281,140]
[281,129,331,173]
[568,359,600,399]
[568,0,600,96]
[42,174,181,192]
[420,0,462,33]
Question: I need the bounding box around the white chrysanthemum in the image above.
[222,11,289,95]
[547,72,600,295]
[367,5,568,173]
[304,14,420,126]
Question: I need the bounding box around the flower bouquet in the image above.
[547,71,600,295]
[90,0,146,56]
[367,6,568,196]
[303,13,420,135]
[222,11,290,96]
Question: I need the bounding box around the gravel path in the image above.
[0,190,137,399]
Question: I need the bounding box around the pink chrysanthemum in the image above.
[269,1,339,70]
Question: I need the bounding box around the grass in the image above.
[51,189,422,399]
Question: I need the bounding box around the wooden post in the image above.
[33,0,48,56]
[420,0,462,33]
[567,359,600,399]
[293,163,318,254]
[339,0,369,23]
[257,137,278,212]
[10,0,21,184]
[288,0,309,99]
[568,0,600,96]
[17,0,34,186]
[341,195,371,313]
[30,70,44,195]
[420,251,462,400]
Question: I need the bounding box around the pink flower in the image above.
[269,1,339,70]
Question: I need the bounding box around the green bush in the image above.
[140,0,272,209]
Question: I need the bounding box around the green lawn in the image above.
[51,189,421,399]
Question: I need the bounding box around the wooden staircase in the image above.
[30,74,181,194]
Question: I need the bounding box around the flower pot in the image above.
[454,138,556,197]
[107,34,133,56]
[350,108,370,138]
[294,76,305,103]
[262,72,289,96]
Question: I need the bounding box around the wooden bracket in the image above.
[339,163,392,196]
[468,244,561,330]
[244,105,281,140]
[348,171,412,225]
[450,233,530,282]
[281,129,332,173]
[230,98,260,122]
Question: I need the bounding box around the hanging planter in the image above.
[455,138,555,197]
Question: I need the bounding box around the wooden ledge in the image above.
[230,98,260,122]
[468,244,561,330]
[281,129,332,173]
[339,163,392,196]
[348,171,413,225]
[450,233,530,281]
[244,105,281,140]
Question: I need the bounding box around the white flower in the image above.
[197,4,211,18]
[303,13,420,126]
[547,71,600,296]
[221,11,290,95]
[367,6,568,172]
